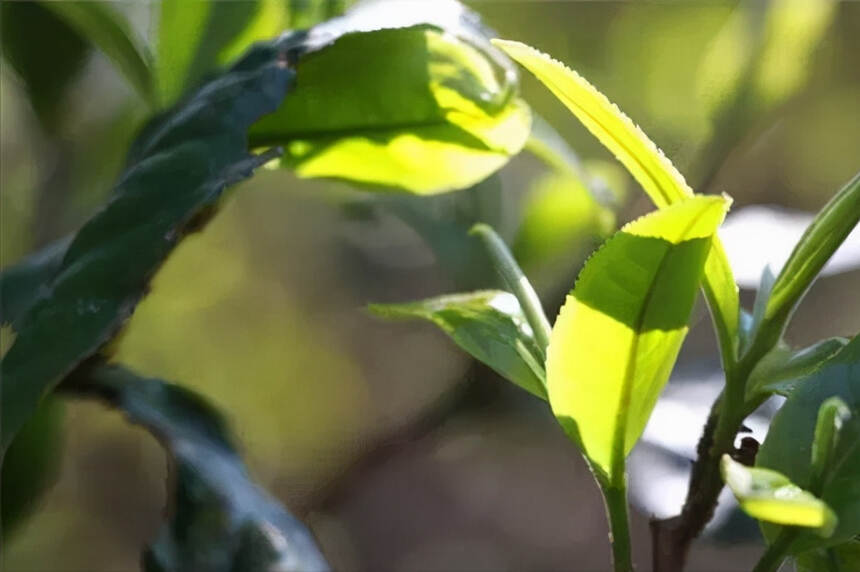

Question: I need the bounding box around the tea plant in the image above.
[0,1,857,571]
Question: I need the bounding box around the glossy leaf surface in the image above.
[370,290,546,399]
[757,336,860,552]
[494,39,740,363]
[546,195,729,481]
[721,455,837,536]
[0,41,295,453]
[67,365,328,572]
[251,3,531,194]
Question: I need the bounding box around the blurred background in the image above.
[1,1,859,570]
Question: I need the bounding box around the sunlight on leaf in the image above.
[494,38,740,364]
[721,455,837,536]
[252,26,530,194]
[546,195,729,482]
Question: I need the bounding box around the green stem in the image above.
[602,481,634,572]
[470,223,553,353]
[752,529,799,572]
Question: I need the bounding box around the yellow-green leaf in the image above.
[251,26,531,194]
[546,195,729,481]
[494,38,740,363]
[721,455,837,536]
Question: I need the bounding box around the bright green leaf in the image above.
[0,41,295,454]
[757,335,860,552]
[64,365,328,571]
[369,290,546,399]
[764,172,860,338]
[251,14,531,194]
[494,38,740,365]
[42,1,155,105]
[546,195,730,482]
[721,454,837,536]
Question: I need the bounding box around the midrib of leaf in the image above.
[608,207,710,483]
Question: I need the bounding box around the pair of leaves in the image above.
[0,40,295,454]
[65,365,328,572]
[373,196,728,486]
[492,39,741,366]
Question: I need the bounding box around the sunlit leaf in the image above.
[251,4,531,194]
[370,290,546,399]
[546,195,729,481]
[494,38,740,363]
[65,365,328,572]
[42,1,155,105]
[764,172,860,338]
[721,455,837,536]
[757,335,860,552]
[0,41,295,454]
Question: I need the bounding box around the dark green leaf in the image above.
[370,290,546,399]
[0,1,90,130]
[757,335,860,552]
[795,539,860,572]
[250,2,531,194]
[746,337,849,400]
[0,397,64,539]
[64,365,328,572]
[41,1,155,105]
[0,40,295,454]
[0,237,71,328]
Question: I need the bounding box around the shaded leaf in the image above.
[0,398,63,539]
[757,335,860,552]
[0,40,295,453]
[42,1,155,105]
[546,195,729,481]
[795,539,860,572]
[764,172,860,337]
[494,38,740,364]
[370,290,546,399]
[251,2,531,194]
[747,337,848,400]
[721,454,837,536]
[0,237,71,328]
[65,365,328,572]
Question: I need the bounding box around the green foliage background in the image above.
[1,1,859,570]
